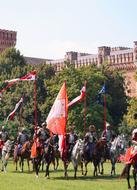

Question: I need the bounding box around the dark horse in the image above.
[121,150,137,190]
[14,141,31,172]
[33,137,55,178]
[82,138,106,177]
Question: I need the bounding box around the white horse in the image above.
[1,140,13,172]
[110,134,126,175]
[71,139,84,178]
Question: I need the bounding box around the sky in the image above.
[0,0,137,59]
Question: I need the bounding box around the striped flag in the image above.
[6,96,24,122]
[68,86,86,107]
[5,71,36,83]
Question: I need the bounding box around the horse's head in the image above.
[110,135,126,154]
[117,135,126,153]
[71,139,84,159]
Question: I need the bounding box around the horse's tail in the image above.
[120,164,129,178]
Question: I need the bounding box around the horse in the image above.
[41,137,60,171]
[1,140,13,172]
[71,139,84,178]
[61,133,77,178]
[43,137,56,178]
[121,147,137,190]
[100,134,126,176]
[33,136,56,178]
[82,138,106,177]
[14,141,32,172]
[110,135,126,175]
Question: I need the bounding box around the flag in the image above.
[68,86,86,107]
[46,82,68,156]
[46,82,68,135]
[6,96,24,122]
[99,84,106,94]
[97,84,106,105]
[5,71,36,83]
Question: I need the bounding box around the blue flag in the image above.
[97,84,106,105]
[99,84,106,94]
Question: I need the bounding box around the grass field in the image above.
[0,160,133,190]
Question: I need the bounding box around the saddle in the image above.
[21,142,29,155]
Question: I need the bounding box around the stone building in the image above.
[46,42,137,97]
[0,29,17,52]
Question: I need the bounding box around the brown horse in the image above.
[121,152,137,190]
[82,139,106,177]
[14,141,31,172]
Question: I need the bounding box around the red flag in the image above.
[68,86,86,107]
[46,82,68,155]
[6,96,24,122]
[5,71,36,83]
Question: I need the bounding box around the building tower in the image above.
[0,29,17,53]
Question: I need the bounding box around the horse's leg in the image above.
[55,157,59,170]
[100,158,105,175]
[4,157,8,173]
[72,159,77,179]
[34,159,39,178]
[27,158,30,172]
[19,157,22,172]
[15,160,18,171]
[84,161,88,176]
[1,153,4,171]
[21,157,24,172]
[110,156,115,176]
[42,159,45,171]
[93,160,98,177]
[81,161,84,175]
[52,158,56,171]
[132,166,137,190]
[63,161,69,178]
[45,162,50,179]
[35,158,41,178]
[126,164,132,190]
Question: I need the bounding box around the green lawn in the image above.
[0,160,132,190]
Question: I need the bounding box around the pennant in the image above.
[68,86,86,107]
[46,82,68,135]
[6,96,24,122]
[46,82,68,156]
[97,84,106,105]
[99,84,106,94]
[5,71,36,83]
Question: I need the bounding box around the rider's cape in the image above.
[124,146,137,164]
[31,142,37,158]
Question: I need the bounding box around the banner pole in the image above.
[104,90,106,136]
[34,75,37,140]
[84,80,87,135]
